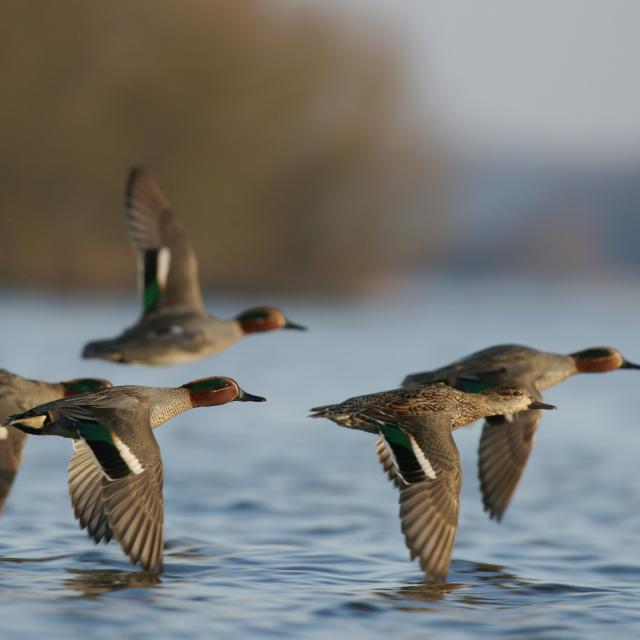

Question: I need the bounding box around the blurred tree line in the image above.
[0,0,443,294]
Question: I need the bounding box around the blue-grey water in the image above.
[1,277,639,639]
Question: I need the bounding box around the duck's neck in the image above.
[534,354,579,390]
[451,393,499,427]
[28,379,66,405]
[149,388,193,428]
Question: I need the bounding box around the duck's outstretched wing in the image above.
[375,414,461,580]
[477,406,542,522]
[126,167,205,316]
[72,415,165,572]
[101,453,164,573]
[68,440,113,543]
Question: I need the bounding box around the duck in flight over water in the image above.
[82,168,306,365]
[6,376,266,572]
[311,382,555,580]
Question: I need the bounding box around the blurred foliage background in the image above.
[3,1,639,296]
[0,0,441,294]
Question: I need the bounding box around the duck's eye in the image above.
[500,389,522,397]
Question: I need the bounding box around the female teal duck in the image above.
[403,344,640,521]
[0,370,111,514]
[6,376,265,572]
[310,382,554,579]
[82,168,306,365]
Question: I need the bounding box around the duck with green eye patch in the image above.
[82,167,306,366]
[5,375,266,572]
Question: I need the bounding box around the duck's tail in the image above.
[4,406,50,433]
[309,403,340,419]
[81,339,126,364]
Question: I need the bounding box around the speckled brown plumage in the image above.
[311,382,553,580]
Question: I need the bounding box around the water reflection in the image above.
[454,560,530,588]
[379,580,465,608]
[0,553,70,564]
[376,561,532,610]
[64,568,160,598]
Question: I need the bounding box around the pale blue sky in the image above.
[283,0,640,162]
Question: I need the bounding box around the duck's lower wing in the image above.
[376,434,404,487]
[102,461,164,572]
[478,408,542,522]
[375,415,461,580]
[72,415,165,572]
[68,440,113,543]
[0,428,27,514]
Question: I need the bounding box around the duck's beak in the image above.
[621,359,640,370]
[529,401,556,410]
[236,388,267,402]
[82,341,126,363]
[284,319,306,330]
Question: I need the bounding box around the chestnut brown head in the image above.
[570,347,640,373]
[236,307,306,334]
[181,376,266,407]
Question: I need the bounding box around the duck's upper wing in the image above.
[37,394,165,572]
[5,388,132,429]
[477,400,542,522]
[126,167,205,316]
[401,345,534,388]
[375,414,461,580]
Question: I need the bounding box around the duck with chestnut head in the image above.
[0,369,112,514]
[402,344,640,522]
[5,376,266,572]
[81,167,306,366]
[311,382,555,580]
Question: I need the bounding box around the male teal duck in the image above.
[403,344,640,521]
[0,370,111,514]
[6,376,266,572]
[82,168,306,365]
[310,382,555,579]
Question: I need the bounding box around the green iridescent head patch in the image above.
[181,377,232,392]
[235,308,272,324]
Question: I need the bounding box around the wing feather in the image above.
[68,440,113,543]
[126,167,204,314]
[478,409,542,521]
[375,415,461,580]
[102,460,164,572]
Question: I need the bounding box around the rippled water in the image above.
[1,278,639,639]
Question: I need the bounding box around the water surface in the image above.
[1,278,639,639]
